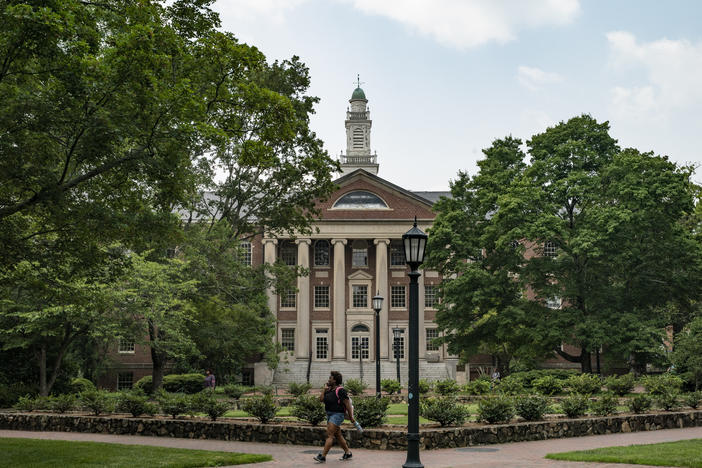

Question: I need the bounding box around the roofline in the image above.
[333,169,435,207]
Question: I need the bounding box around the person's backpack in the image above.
[335,386,353,418]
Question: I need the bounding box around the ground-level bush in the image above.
[683,391,701,409]
[80,390,114,416]
[116,390,157,417]
[642,374,683,396]
[344,379,367,396]
[241,395,278,423]
[69,378,96,394]
[291,394,325,426]
[589,393,618,416]
[353,396,389,428]
[476,395,514,424]
[655,390,680,411]
[0,383,37,408]
[566,374,602,395]
[191,392,229,421]
[604,373,635,396]
[496,376,524,395]
[157,391,191,419]
[514,395,550,421]
[163,374,205,394]
[135,376,154,394]
[381,379,402,395]
[560,393,589,418]
[464,379,491,395]
[628,394,652,414]
[434,379,460,396]
[418,379,433,394]
[420,396,469,427]
[532,376,562,396]
[287,382,312,398]
[50,394,77,414]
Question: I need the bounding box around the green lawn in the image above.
[546,439,702,467]
[0,438,272,468]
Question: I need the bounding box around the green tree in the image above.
[672,315,702,390]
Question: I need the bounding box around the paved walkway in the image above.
[2,427,702,467]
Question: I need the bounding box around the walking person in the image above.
[314,371,355,463]
[203,369,216,391]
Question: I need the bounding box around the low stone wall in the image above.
[1,411,700,450]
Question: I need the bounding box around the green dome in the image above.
[351,87,366,100]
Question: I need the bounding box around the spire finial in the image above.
[355,74,364,89]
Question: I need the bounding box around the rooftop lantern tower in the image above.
[339,75,379,176]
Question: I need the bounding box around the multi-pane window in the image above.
[118,339,135,354]
[393,333,405,359]
[314,240,330,266]
[544,241,558,258]
[314,285,330,308]
[351,336,369,359]
[425,285,438,308]
[117,372,133,390]
[281,328,295,352]
[239,241,252,265]
[352,240,368,267]
[352,285,368,308]
[391,285,406,308]
[390,243,405,266]
[281,288,296,308]
[426,328,439,351]
[280,241,297,266]
[316,329,328,360]
[546,296,562,309]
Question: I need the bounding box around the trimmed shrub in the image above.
[163,374,205,394]
[222,384,247,400]
[628,394,652,414]
[589,393,618,416]
[116,390,156,417]
[508,369,576,389]
[418,379,432,395]
[514,395,550,421]
[291,394,326,426]
[191,392,229,421]
[683,391,702,409]
[241,394,278,423]
[50,394,77,414]
[0,383,37,408]
[464,379,491,395]
[157,391,191,419]
[655,389,680,411]
[476,395,514,424]
[566,374,602,395]
[420,396,469,427]
[31,395,52,411]
[496,376,524,395]
[14,395,38,412]
[642,374,684,396]
[560,393,589,418]
[353,396,389,428]
[532,376,563,396]
[434,379,460,396]
[134,376,153,394]
[255,385,274,396]
[69,377,96,394]
[381,379,402,395]
[80,390,113,416]
[288,382,312,398]
[344,379,367,396]
[604,373,636,396]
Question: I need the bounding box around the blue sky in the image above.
[213,0,702,191]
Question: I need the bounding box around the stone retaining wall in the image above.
[1,411,700,450]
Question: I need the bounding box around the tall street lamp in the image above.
[402,217,427,468]
[372,293,384,397]
[392,327,403,383]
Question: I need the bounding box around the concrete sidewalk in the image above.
[2,427,702,467]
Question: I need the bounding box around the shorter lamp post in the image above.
[372,293,384,397]
[402,217,427,468]
[392,327,403,384]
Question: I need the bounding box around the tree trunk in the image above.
[148,319,166,391]
[38,345,48,397]
[580,349,592,374]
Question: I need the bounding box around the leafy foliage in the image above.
[418,379,433,394]
[69,378,96,394]
[116,391,157,418]
[420,397,469,427]
[464,379,492,395]
[80,390,114,416]
[604,374,636,396]
[514,395,550,421]
[589,393,618,416]
[222,384,248,400]
[352,396,389,428]
[654,390,680,411]
[162,374,206,394]
[50,394,77,414]
[190,392,229,421]
[683,391,701,409]
[157,391,191,419]
[641,374,684,396]
[476,395,514,424]
[566,374,602,395]
[532,376,563,396]
[628,394,652,414]
[496,376,524,395]
[381,379,402,395]
[560,393,589,418]
[672,316,702,390]
[344,379,367,396]
[434,379,460,396]
[241,395,278,423]
[288,383,312,398]
[290,395,326,426]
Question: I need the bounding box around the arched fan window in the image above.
[333,191,388,209]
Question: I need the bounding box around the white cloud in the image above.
[345,0,580,49]
[517,66,563,91]
[607,31,702,120]
[215,0,310,24]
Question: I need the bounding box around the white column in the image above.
[332,239,347,359]
[295,239,311,360]
[418,268,426,359]
[262,238,278,316]
[374,239,390,359]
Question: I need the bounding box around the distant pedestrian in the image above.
[204,369,216,390]
[314,371,355,463]
[491,369,500,382]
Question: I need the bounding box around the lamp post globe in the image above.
[372,293,384,398]
[402,217,427,468]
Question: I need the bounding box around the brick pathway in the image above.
[2,427,702,467]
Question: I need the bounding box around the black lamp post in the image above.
[402,217,427,468]
[372,293,384,397]
[392,327,403,383]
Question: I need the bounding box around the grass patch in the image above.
[0,438,272,467]
[546,439,702,467]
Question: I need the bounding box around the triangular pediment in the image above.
[348,270,373,281]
